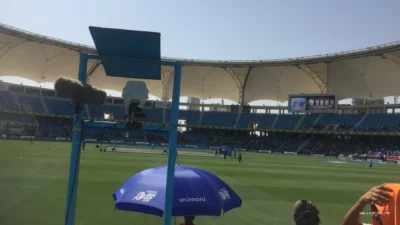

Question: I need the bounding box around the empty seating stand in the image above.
[274,114,302,129]
[1,89,400,134]
[318,114,362,130]
[141,108,163,123]
[17,94,46,113]
[177,110,201,126]
[255,114,277,129]
[201,111,237,127]
[43,98,75,116]
[299,114,319,129]
[0,90,19,111]
[359,113,400,131]
[88,104,126,120]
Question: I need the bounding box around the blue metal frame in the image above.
[84,121,172,132]
[64,53,181,225]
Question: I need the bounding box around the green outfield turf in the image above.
[0,140,398,225]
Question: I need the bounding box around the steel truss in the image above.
[382,53,400,66]
[0,38,26,58]
[298,64,327,93]
[224,67,252,105]
[161,68,174,101]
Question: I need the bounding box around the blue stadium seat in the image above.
[359,113,400,131]
[88,104,126,120]
[254,114,277,129]
[237,113,277,129]
[274,114,302,129]
[299,114,319,129]
[88,105,163,123]
[177,110,201,126]
[0,90,19,111]
[236,113,253,128]
[201,111,237,127]
[141,108,163,123]
[17,94,46,113]
[318,114,363,130]
[43,98,75,116]
[6,91,400,137]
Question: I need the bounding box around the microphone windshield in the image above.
[54,76,107,106]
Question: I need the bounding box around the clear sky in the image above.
[1,0,399,106]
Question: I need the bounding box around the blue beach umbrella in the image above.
[112,165,242,217]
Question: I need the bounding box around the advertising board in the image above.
[288,94,336,113]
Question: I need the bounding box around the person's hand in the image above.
[359,184,393,206]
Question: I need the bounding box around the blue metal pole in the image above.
[163,62,181,225]
[64,53,88,225]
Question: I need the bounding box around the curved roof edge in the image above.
[1,23,400,67]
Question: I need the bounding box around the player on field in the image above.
[369,160,373,169]
[162,149,179,161]
[238,152,243,163]
[151,143,155,149]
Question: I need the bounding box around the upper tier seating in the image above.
[88,104,126,120]
[43,98,75,116]
[176,110,201,126]
[359,113,400,131]
[0,91,400,134]
[17,94,46,113]
[298,114,319,129]
[318,114,363,130]
[0,91,19,111]
[237,113,277,129]
[201,111,237,127]
[274,114,302,129]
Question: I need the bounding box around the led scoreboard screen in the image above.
[288,94,337,113]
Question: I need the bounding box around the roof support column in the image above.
[161,69,174,101]
[297,65,327,93]
[224,66,252,106]
[241,66,253,105]
[86,61,102,82]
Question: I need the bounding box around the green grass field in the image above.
[0,140,398,225]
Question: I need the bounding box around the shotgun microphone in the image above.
[54,77,107,106]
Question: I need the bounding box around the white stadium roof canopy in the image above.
[1,23,400,104]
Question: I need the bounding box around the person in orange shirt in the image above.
[372,183,400,225]
[340,183,399,225]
